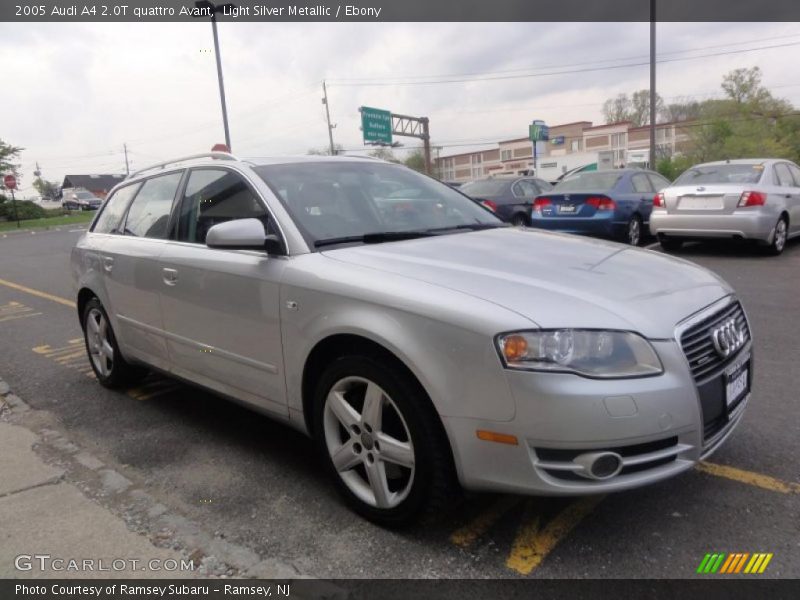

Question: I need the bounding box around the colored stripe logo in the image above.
[697,552,773,574]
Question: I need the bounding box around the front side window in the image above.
[176,169,270,244]
[121,172,182,239]
[92,183,140,234]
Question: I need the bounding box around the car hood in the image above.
[321,228,732,339]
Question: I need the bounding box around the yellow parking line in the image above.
[0,311,42,323]
[55,350,88,363]
[0,277,74,308]
[450,496,520,548]
[696,462,800,494]
[506,496,604,576]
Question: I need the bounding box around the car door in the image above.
[775,162,800,235]
[629,172,656,223]
[158,167,288,416]
[101,171,184,367]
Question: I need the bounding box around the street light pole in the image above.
[649,0,657,170]
[195,1,234,150]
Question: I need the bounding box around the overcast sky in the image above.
[2,21,799,196]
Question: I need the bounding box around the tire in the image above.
[624,214,643,246]
[659,237,683,252]
[765,216,788,256]
[82,297,147,389]
[510,213,528,227]
[312,355,458,527]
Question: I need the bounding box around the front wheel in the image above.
[313,355,458,526]
[82,298,147,388]
[510,213,528,227]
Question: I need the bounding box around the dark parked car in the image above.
[529,169,671,245]
[460,177,553,226]
[62,190,103,211]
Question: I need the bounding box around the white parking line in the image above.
[68,228,87,233]
[645,241,659,249]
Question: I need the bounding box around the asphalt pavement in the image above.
[0,226,797,579]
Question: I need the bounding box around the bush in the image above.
[0,200,47,220]
[656,155,694,182]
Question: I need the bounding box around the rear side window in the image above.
[92,184,140,234]
[647,173,671,191]
[176,169,269,244]
[787,163,800,186]
[121,172,182,239]
[774,163,795,187]
[631,174,653,193]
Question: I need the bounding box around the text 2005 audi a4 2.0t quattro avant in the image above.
[71,153,753,525]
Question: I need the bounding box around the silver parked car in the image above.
[72,152,752,525]
[650,158,800,255]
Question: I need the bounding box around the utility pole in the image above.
[649,0,657,170]
[123,143,130,175]
[421,117,431,175]
[322,80,336,155]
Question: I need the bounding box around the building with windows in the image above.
[435,119,692,183]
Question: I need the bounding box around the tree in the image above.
[367,147,399,162]
[0,139,23,179]
[660,97,702,123]
[630,90,664,127]
[721,67,769,105]
[307,144,344,156]
[602,94,632,124]
[602,91,663,127]
[33,177,60,201]
[403,149,426,173]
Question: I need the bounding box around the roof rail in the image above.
[127,152,239,179]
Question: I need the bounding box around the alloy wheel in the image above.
[774,218,787,253]
[85,307,114,377]
[628,217,641,246]
[323,376,415,509]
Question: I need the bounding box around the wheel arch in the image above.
[77,286,98,325]
[300,333,461,481]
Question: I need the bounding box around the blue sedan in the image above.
[529,169,671,245]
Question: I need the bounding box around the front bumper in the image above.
[649,209,776,242]
[443,337,750,496]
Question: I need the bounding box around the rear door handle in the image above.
[102,256,114,272]
[162,268,178,286]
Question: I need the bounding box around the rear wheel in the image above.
[659,237,683,252]
[765,216,788,256]
[82,298,147,388]
[624,214,643,246]
[313,355,458,526]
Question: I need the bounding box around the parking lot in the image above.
[0,226,798,579]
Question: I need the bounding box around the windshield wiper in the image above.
[424,222,509,233]
[314,230,435,248]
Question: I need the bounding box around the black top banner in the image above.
[2,0,800,22]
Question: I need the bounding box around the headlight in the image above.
[496,329,663,378]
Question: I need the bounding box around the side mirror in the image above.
[206,218,284,254]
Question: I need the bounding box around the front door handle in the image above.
[102,256,114,272]
[162,268,178,286]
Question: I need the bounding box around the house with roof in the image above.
[61,174,126,199]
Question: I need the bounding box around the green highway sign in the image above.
[529,122,549,142]
[361,106,393,145]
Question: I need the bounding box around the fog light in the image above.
[574,451,623,480]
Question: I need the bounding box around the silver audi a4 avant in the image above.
[72,153,753,525]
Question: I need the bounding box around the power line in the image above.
[328,41,800,87]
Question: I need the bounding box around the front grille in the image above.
[680,301,750,382]
[536,436,680,482]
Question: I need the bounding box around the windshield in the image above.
[460,179,510,196]
[553,172,623,192]
[674,164,764,185]
[253,161,502,248]
[76,191,97,199]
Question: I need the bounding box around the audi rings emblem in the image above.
[710,318,745,358]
